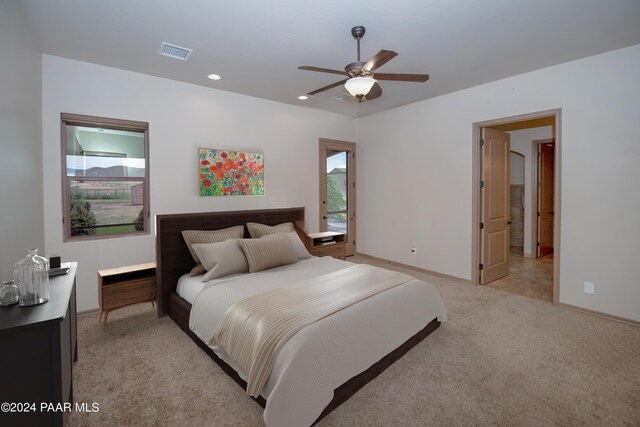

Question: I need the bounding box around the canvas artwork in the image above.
[199,148,264,196]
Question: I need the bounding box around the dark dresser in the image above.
[0,262,78,427]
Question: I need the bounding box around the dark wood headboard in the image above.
[155,207,305,317]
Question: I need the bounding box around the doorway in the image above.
[510,151,525,254]
[472,110,561,305]
[319,138,356,256]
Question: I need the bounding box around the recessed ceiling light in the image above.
[208,74,221,80]
[298,95,309,100]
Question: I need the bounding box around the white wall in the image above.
[34,44,640,321]
[356,44,640,322]
[0,0,44,280]
[509,126,553,256]
[42,55,355,311]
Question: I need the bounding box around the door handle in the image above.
[507,220,512,225]
[323,216,327,220]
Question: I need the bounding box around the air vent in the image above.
[158,42,193,61]
[332,92,359,103]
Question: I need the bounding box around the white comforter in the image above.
[189,257,447,427]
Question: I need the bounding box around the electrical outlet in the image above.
[584,281,595,295]
[410,247,417,255]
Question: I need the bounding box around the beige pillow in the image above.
[265,231,311,260]
[246,221,295,238]
[182,226,245,275]
[191,240,249,281]
[239,233,298,273]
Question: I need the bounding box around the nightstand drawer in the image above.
[102,278,156,310]
[312,244,345,260]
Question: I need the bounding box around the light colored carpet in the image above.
[69,255,640,426]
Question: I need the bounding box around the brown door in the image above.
[319,139,356,256]
[480,128,511,284]
[538,142,555,257]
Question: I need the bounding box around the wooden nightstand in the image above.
[98,262,156,326]
[307,231,346,260]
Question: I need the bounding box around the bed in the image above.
[156,207,446,426]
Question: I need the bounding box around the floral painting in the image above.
[199,148,264,196]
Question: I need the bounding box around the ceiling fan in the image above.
[298,26,429,102]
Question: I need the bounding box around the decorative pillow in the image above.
[246,221,295,238]
[266,231,311,260]
[182,226,245,276]
[238,233,298,273]
[191,240,249,281]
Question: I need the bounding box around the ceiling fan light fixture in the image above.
[345,76,376,97]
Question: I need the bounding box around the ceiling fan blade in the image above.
[308,79,349,96]
[374,73,430,82]
[363,82,382,101]
[364,50,398,71]
[298,66,346,76]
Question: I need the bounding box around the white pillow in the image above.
[238,233,298,273]
[246,222,295,238]
[263,231,311,259]
[182,226,245,276]
[191,239,249,281]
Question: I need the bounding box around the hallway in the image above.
[486,254,553,303]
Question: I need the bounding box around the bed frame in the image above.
[155,207,440,425]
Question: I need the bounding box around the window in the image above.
[61,113,149,241]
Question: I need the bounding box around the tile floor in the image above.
[486,253,554,303]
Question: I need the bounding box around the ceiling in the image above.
[19,0,640,118]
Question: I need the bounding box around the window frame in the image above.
[60,113,150,242]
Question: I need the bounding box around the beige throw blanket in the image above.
[210,264,413,397]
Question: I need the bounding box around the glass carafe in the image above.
[14,249,50,306]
